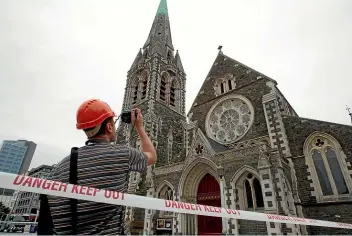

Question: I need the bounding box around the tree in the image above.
[0,201,11,220]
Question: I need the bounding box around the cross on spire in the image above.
[347,105,352,124]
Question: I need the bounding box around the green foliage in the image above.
[0,201,11,219]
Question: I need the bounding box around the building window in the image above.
[132,79,139,105]
[158,72,181,112]
[131,71,148,105]
[244,173,264,210]
[214,74,236,96]
[157,183,174,216]
[232,170,264,212]
[170,80,176,106]
[304,132,352,201]
[205,94,254,144]
[160,74,167,101]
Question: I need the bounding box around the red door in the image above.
[197,174,222,235]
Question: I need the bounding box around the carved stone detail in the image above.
[205,94,254,145]
[184,129,215,166]
[154,164,183,176]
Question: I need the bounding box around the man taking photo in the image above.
[46,99,157,235]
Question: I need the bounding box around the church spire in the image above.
[156,0,168,16]
[143,0,174,57]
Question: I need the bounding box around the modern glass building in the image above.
[0,140,37,197]
[0,140,36,174]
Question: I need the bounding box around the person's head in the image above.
[76,99,117,142]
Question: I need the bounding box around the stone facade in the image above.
[116,0,352,235]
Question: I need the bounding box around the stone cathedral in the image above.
[116,0,352,235]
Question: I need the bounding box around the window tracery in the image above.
[141,77,147,100]
[160,73,167,101]
[244,173,264,210]
[158,185,174,216]
[205,95,254,144]
[132,79,139,105]
[195,144,204,155]
[131,71,148,105]
[170,80,176,107]
[304,133,352,201]
[214,74,236,96]
[158,71,181,112]
[233,171,264,212]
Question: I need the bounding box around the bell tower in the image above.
[117,0,186,166]
[116,0,187,234]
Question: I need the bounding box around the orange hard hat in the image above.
[76,99,116,130]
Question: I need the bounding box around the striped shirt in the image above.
[47,139,147,235]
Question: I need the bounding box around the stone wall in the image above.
[283,115,352,234]
[153,102,186,166]
[304,203,352,235]
[189,78,271,143]
[238,220,268,235]
[191,53,269,107]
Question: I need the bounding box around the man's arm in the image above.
[132,108,157,165]
[136,125,157,165]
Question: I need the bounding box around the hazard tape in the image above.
[1,172,352,230]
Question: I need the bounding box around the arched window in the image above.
[304,133,352,201]
[158,186,173,201]
[232,170,264,212]
[220,82,225,94]
[131,71,148,105]
[159,74,167,101]
[214,74,236,96]
[141,77,147,100]
[228,79,232,90]
[157,184,174,216]
[243,173,264,210]
[170,80,176,107]
[158,72,181,111]
[132,79,139,105]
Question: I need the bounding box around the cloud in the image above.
[0,0,351,169]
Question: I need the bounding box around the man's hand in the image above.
[131,108,157,165]
[131,108,143,130]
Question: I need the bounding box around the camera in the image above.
[121,110,138,124]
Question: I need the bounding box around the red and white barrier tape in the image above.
[1,171,352,230]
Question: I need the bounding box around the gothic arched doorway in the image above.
[197,173,222,235]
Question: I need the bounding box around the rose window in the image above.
[206,97,254,144]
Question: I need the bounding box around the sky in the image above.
[0,0,351,169]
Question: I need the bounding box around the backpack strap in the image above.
[37,194,54,235]
[69,147,79,235]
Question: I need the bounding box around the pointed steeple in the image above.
[175,50,184,72]
[129,48,143,71]
[156,0,168,16]
[143,0,174,57]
